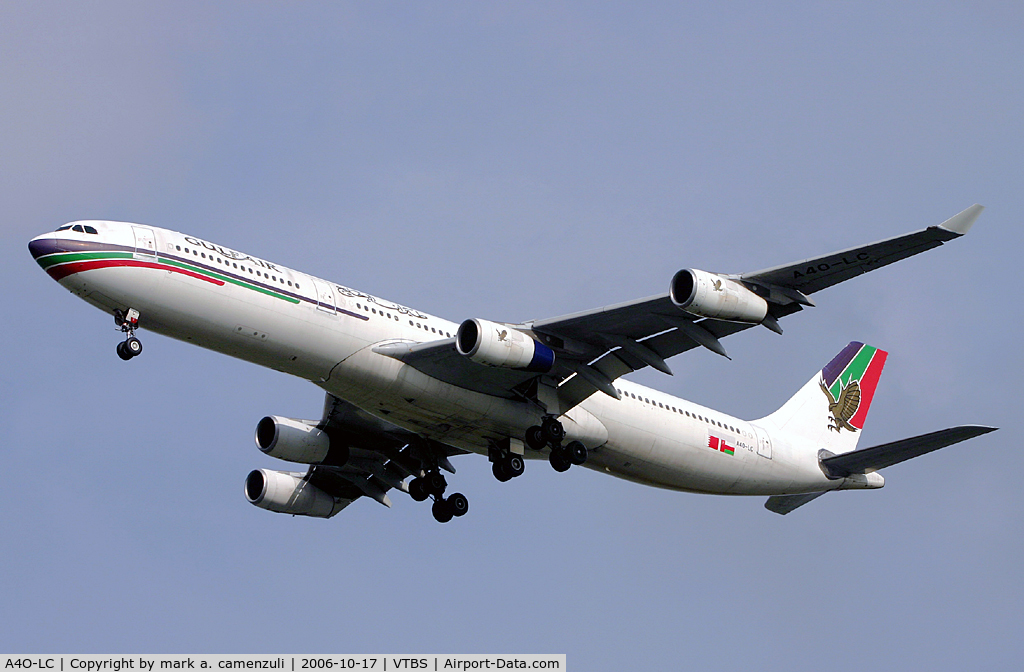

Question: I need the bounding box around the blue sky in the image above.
[2,3,1021,668]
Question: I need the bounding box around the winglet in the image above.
[938,204,984,235]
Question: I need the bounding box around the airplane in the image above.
[28,206,997,523]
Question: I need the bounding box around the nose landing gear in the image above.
[114,309,143,361]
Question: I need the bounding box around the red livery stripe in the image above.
[849,348,888,429]
[47,258,226,286]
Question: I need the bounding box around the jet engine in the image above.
[670,269,768,323]
[456,318,555,373]
[255,415,348,465]
[244,468,340,518]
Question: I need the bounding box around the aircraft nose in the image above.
[28,233,63,262]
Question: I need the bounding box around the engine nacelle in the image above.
[670,269,768,323]
[244,469,341,518]
[456,318,555,373]
[255,415,348,465]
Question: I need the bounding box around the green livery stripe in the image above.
[828,344,877,398]
[158,258,300,303]
[37,251,133,270]
[38,251,300,304]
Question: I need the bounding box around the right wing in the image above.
[377,206,984,412]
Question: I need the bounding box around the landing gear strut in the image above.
[114,309,143,361]
[408,470,468,523]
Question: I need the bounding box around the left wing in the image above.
[302,393,468,513]
[377,205,984,412]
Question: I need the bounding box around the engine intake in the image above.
[245,469,340,518]
[670,269,768,323]
[456,318,555,372]
[255,416,348,465]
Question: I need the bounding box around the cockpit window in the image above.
[55,223,99,234]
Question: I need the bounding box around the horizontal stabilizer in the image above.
[821,425,997,478]
[765,491,828,515]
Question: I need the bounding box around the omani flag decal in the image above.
[708,435,735,456]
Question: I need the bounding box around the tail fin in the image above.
[759,342,888,455]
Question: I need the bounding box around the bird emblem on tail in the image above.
[820,377,861,433]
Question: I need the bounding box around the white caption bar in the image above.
[1,656,565,672]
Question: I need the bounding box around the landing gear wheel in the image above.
[432,498,454,523]
[409,477,430,502]
[425,472,448,497]
[447,493,469,517]
[492,453,526,482]
[549,448,571,473]
[116,342,132,361]
[525,425,547,451]
[493,462,513,483]
[541,416,565,443]
[125,336,143,357]
[506,454,525,477]
[566,440,588,466]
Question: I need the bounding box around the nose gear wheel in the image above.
[113,308,143,360]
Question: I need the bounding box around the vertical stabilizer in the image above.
[758,342,888,455]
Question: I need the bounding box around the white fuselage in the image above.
[31,220,855,498]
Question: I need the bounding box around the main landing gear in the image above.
[525,416,588,473]
[114,309,143,361]
[408,470,469,523]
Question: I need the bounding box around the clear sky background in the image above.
[2,2,1021,668]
